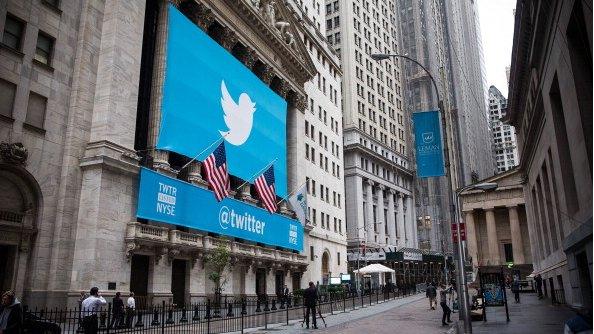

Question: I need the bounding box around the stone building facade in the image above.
[507,0,592,310]
[287,0,348,286]
[0,0,338,309]
[489,85,519,173]
[326,0,417,258]
[459,169,532,280]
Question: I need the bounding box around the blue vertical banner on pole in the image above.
[413,110,446,177]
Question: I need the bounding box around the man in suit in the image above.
[303,282,318,329]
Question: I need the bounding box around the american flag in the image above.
[203,142,230,201]
[255,165,277,213]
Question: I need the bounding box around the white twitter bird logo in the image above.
[219,80,256,146]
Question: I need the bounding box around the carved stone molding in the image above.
[272,78,290,99]
[258,64,275,85]
[0,142,28,165]
[219,26,239,51]
[181,1,214,31]
[238,47,258,69]
[289,92,307,111]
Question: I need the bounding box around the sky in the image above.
[477,0,516,98]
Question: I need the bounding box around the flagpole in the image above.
[177,133,228,172]
[276,180,308,205]
[234,158,278,191]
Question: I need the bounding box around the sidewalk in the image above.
[246,293,455,334]
[463,291,576,334]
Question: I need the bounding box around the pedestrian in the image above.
[535,274,543,299]
[0,290,22,334]
[511,278,521,303]
[81,287,107,334]
[283,285,289,305]
[303,281,318,329]
[439,284,452,326]
[109,292,124,329]
[426,283,437,310]
[125,292,136,328]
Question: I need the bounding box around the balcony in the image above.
[125,222,307,269]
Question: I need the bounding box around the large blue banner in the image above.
[157,4,288,197]
[413,110,446,177]
[137,168,303,252]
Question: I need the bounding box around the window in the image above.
[310,246,314,261]
[25,92,47,129]
[35,31,54,65]
[337,252,341,265]
[3,14,25,51]
[504,243,514,263]
[0,79,17,118]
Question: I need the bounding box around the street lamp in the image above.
[371,53,471,333]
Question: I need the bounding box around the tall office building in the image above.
[489,85,518,173]
[289,0,348,285]
[326,0,418,256]
[444,0,495,184]
[398,0,495,253]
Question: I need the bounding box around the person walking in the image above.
[439,284,452,326]
[81,287,107,334]
[535,274,543,299]
[109,292,124,329]
[303,281,318,329]
[511,278,521,303]
[0,291,22,334]
[125,292,136,328]
[426,283,437,310]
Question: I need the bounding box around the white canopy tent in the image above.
[353,264,396,290]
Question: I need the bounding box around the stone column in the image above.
[464,210,479,267]
[485,208,500,265]
[244,266,257,296]
[188,162,208,188]
[387,189,396,245]
[266,268,276,296]
[189,257,206,303]
[508,205,525,264]
[365,180,375,244]
[408,196,417,248]
[396,193,405,247]
[377,185,386,245]
[147,0,171,173]
[150,254,173,305]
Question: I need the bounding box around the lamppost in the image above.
[371,53,470,333]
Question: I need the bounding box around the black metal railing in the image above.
[552,289,566,305]
[21,288,418,333]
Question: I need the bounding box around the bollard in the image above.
[280,298,285,309]
[287,295,292,308]
[192,304,200,322]
[330,294,333,314]
[179,306,188,323]
[227,302,234,317]
[255,299,261,313]
[241,299,247,315]
[343,292,346,313]
[205,299,211,319]
[165,307,174,324]
[264,299,270,312]
[271,299,277,311]
[135,309,144,327]
[99,311,107,329]
[151,306,160,326]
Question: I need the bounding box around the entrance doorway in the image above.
[292,273,301,291]
[171,259,187,306]
[275,271,285,297]
[576,251,592,307]
[130,255,149,309]
[256,268,267,298]
[321,252,330,285]
[0,245,16,292]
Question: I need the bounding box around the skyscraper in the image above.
[398,0,494,252]
[489,85,518,173]
[327,0,417,255]
[290,0,348,285]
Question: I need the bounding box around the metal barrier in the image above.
[22,289,419,333]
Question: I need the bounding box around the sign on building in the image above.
[412,110,445,177]
[451,222,466,242]
[157,4,289,197]
[137,168,303,251]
